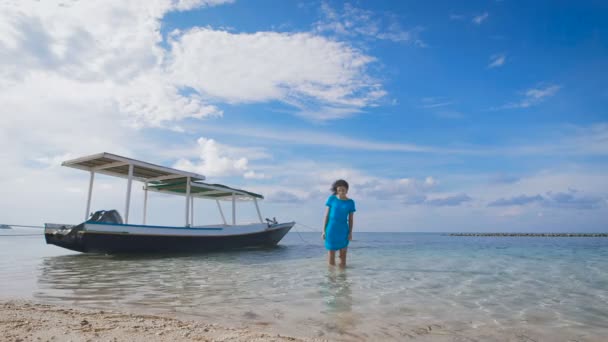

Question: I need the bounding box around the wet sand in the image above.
[1,300,317,342]
[2,300,605,341]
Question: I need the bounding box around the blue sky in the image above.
[1,0,607,232]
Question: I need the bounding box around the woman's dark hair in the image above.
[331,179,349,195]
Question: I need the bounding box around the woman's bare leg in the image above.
[328,250,336,266]
[338,248,348,267]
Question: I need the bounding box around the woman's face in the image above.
[336,186,348,196]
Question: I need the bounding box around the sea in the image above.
[1,228,607,341]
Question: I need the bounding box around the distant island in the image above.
[449,233,607,237]
[0,224,11,229]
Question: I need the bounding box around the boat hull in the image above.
[45,222,294,254]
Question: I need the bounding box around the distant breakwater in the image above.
[449,233,608,237]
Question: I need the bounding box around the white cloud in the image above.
[488,54,506,68]
[0,0,386,163]
[244,171,267,180]
[525,85,561,100]
[242,161,447,209]
[425,193,472,206]
[173,137,264,178]
[421,97,454,108]
[199,124,473,154]
[497,84,561,109]
[472,12,489,25]
[0,1,220,82]
[360,178,430,204]
[167,28,383,120]
[200,121,608,157]
[115,73,223,128]
[173,0,235,11]
[33,153,75,168]
[0,0,236,161]
[314,2,425,45]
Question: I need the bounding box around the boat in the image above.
[44,152,294,253]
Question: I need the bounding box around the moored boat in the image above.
[45,153,294,253]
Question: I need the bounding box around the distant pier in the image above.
[449,233,608,237]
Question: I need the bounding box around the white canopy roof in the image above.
[62,152,206,183]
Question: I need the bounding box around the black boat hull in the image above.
[45,223,294,254]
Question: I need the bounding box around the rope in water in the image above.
[295,222,322,232]
[0,224,45,236]
[292,222,324,243]
[0,224,44,229]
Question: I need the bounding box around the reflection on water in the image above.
[3,233,607,340]
[321,267,353,313]
[318,267,359,339]
[34,247,319,314]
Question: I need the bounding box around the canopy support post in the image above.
[124,164,133,224]
[232,193,236,225]
[216,200,227,225]
[143,182,148,225]
[253,198,263,223]
[85,171,95,220]
[185,177,191,227]
[191,196,194,226]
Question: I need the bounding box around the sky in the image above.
[1,0,607,232]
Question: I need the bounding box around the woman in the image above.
[322,179,356,267]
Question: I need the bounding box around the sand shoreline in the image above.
[1,300,320,342]
[3,299,607,342]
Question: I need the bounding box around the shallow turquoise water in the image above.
[1,230,607,340]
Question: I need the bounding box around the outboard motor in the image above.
[45,210,124,252]
[87,210,123,224]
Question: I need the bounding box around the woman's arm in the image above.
[322,207,329,239]
[348,212,354,240]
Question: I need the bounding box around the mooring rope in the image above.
[295,222,322,232]
[0,223,45,237]
[0,224,44,229]
[292,222,324,244]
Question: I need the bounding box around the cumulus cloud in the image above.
[167,28,384,120]
[173,137,264,178]
[0,1,233,82]
[0,0,237,163]
[115,73,223,128]
[0,0,387,166]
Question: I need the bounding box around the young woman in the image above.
[322,179,356,267]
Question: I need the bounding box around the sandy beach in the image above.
[1,301,317,342]
[5,300,605,342]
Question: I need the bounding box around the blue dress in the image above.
[325,195,356,251]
